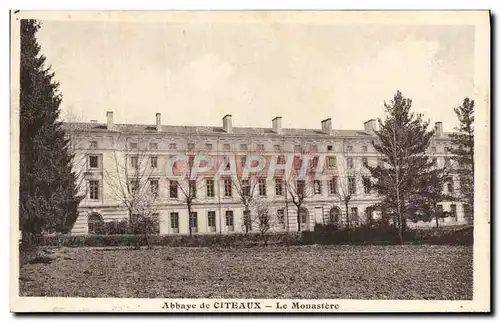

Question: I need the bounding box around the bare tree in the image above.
[251,199,276,246]
[231,171,262,233]
[104,133,159,248]
[333,155,365,229]
[284,154,316,232]
[173,150,206,237]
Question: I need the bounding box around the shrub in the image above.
[37,232,302,248]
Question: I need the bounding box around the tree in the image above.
[251,199,276,246]
[19,19,83,241]
[232,170,261,233]
[174,152,205,237]
[447,97,474,223]
[368,91,434,244]
[333,154,364,229]
[104,133,159,248]
[411,164,455,228]
[284,154,315,232]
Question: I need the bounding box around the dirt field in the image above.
[19,245,472,300]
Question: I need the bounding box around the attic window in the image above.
[89,141,98,149]
[129,142,138,150]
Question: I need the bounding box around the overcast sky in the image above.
[36,21,475,132]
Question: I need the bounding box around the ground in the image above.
[19,245,472,300]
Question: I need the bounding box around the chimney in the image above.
[223,114,233,133]
[435,121,443,137]
[272,116,282,134]
[155,113,161,132]
[106,111,114,130]
[321,118,332,134]
[364,119,377,133]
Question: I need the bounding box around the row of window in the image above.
[87,176,372,201]
[87,154,375,170]
[89,140,372,153]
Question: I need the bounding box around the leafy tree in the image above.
[447,98,474,223]
[368,91,434,244]
[411,165,454,228]
[19,20,82,242]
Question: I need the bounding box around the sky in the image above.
[36,20,475,132]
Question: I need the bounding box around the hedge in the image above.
[302,225,473,246]
[36,232,303,248]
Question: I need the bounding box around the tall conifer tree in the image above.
[19,19,82,240]
[447,97,474,223]
[368,91,434,244]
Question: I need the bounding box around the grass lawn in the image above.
[19,245,472,300]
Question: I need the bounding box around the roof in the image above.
[62,122,453,139]
[62,122,374,138]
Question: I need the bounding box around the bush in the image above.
[37,232,302,248]
[303,225,473,246]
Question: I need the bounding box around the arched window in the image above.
[329,207,341,225]
[88,212,103,234]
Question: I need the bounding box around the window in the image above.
[258,178,267,196]
[241,156,247,167]
[189,212,198,229]
[347,157,354,169]
[168,143,176,150]
[240,144,248,151]
[189,180,197,198]
[300,208,308,224]
[169,180,178,198]
[347,145,353,152]
[208,211,216,229]
[363,177,371,194]
[129,142,138,150]
[311,156,319,167]
[362,145,368,152]
[257,144,265,151]
[327,156,337,169]
[445,157,451,168]
[277,209,285,226]
[206,179,215,197]
[297,180,305,196]
[130,180,139,194]
[89,180,100,200]
[205,143,213,151]
[351,207,359,226]
[314,180,322,194]
[88,213,103,234]
[187,143,195,151]
[148,142,158,150]
[433,157,438,166]
[275,178,283,196]
[450,204,457,220]
[225,211,234,228]
[277,155,286,164]
[310,145,318,152]
[89,155,99,168]
[447,179,453,194]
[327,145,333,151]
[242,180,250,196]
[294,145,301,153]
[329,177,338,194]
[89,141,98,149]
[362,157,368,168]
[223,156,231,170]
[150,156,158,168]
[243,210,252,231]
[130,156,138,168]
[274,144,282,152]
[224,179,232,197]
[150,179,159,196]
[223,143,231,151]
[170,212,179,229]
[437,204,445,222]
[294,157,303,170]
[348,176,356,195]
[431,146,437,153]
